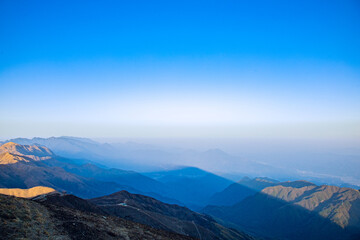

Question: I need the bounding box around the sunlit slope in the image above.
[262,184,360,228]
[0,142,54,164]
[0,186,56,198]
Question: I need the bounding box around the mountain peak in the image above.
[0,141,21,149]
[0,142,54,164]
[1,142,53,155]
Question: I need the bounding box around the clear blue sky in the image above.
[0,0,359,139]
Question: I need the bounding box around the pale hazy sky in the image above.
[1,1,359,140]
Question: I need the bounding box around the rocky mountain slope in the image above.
[0,194,195,240]
[0,188,254,240]
[262,184,360,229]
[0,142,54,164]
[90,190,254,240]
[203,181,360,240]
[208,177,303,206]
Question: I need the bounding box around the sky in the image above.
[0,0,359,140]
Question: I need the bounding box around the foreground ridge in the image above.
[0,193,195,240]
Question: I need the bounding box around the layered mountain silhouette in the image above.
[145,167,233,208]
[208,177,279,206]
[0,142,241,206]
[1,141,360,239]
[2,137,170,170]
[0,142,235,206]
[3,137,113,161]
[3,136,288,176]
[0,142,175,201]
[0,141,236,207]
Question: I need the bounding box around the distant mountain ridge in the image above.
[2,136,287,176]
[2,136,158,170]
[208,177,319,206]
[0,142,54,164]
[4,136,360,190]
[1,141,360,239]
[0,142,177,201]
[145,167,233,207]
[0,141,238,207]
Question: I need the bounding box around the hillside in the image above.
[90,190,254,240]
[208,177,311,206]
[0,186,56,198]
[0,153,125,198]
[52,161,176,203]
[203,181,360,240]
[0,194,194,240]
[262,184,360,228]
[208,177,278,206]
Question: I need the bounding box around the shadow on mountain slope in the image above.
[90,190,254,240]
[203,191,360,240]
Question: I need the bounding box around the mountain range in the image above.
[0,142,178,202]
[4,136,360,189]
[145,167,233,208]
[90,190,253,239]
[1,140,360,239]
[0,141,255,239]
[0,141,235,207]
[0,188,254,239]
[0,142,129,198]
[2,136,288,177]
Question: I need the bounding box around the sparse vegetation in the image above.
[0,194,196,240]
